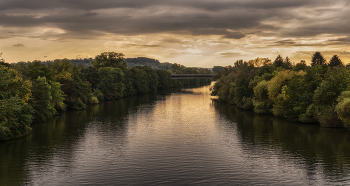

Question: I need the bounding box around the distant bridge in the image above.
[170,74,214,79]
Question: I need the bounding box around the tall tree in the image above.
[273,55,284,67]
[282,56,293,69]
[0,66,32,141]
[234,60,244,67]
[97,67,125,100]
[27,61,54,81]
[311,52,326,66]
[328,55,343,67]
[30,77,56,122]
[51,60,92,109]
[92,52,127,71]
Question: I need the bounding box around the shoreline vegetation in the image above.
[0,52,212,141]
[211,52,350,129]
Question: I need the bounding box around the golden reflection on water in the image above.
[2,83,350,185]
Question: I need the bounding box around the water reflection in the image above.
[0,92,161,186]
[214,102,350,184]
[2,84,350,185]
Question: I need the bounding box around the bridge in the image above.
[170,74,214,79]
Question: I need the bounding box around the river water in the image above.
[1,84,350,185]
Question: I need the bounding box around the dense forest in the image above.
[0,52,212,141]
[211,52,350,128]
[36,56,214,72]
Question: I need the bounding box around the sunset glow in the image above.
[1,0,350,67]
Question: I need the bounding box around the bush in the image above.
[0,66,32,141]
[335,91,350,128]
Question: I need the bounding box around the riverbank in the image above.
[211,58,350,128]
[1,51,213,141]
[2,84,350,185]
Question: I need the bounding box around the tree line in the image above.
[0,52,211,141]
[211,52,350,128]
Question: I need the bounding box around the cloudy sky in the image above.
[0,0,350,67]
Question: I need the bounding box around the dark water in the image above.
[1,84,350,185]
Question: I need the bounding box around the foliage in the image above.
[50,81,66,111]
[273,55,284,67]
[282,57,293,69]
[130,66,158,95]
[156,70,172,90]
[52,60,92,109]
[311,52,326,66]
[82,67,99,90]
[212,66,225,74]
[307,67,350,127]
[328,55,343,68]
[267,70,294,103]
[27,61,54,81]
[170,63,212,74]
[272,71,312,121]
[335,91,350,128]
[92,52,127,71]
[293,62,307,71]
[97,67,125,100]
[30,77,57,122]
[0,66,32,141]
[126,57,163,69]
[122,69,137,97]
[212,54,350,128]
[51,59,75,82]
[253,80,273,114]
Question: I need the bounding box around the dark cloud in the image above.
[272,39,296,46]
[340,51,350,55]
[216,52,241,57]
[223,32,246,39]
[0,0,348,42]
[13,43,24,47]
[0,13,44,27]
[0,0,315,11]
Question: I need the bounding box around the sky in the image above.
[0,0,350,67]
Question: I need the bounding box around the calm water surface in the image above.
[1,84,350,185]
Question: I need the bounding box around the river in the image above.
[1,83,350,185]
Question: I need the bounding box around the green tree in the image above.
[273,71,313,121]
[51,59,75,82]
[30,77,56,122]
[307,67,350,127]
[273,55,284,67]
[156,70,172,90]
[311,52,326,66]
[50,81,66,111]
[282,56,293,69]
[0,66,32,141]
[267,70,295,116]
[130,66,159,95]
[328,55,343,68]
[82,67,100,90]
[212,66,225,74]
[92,52,127,71]
[293,62,307,71]
[335,91,350,128]
[27,61,54,81]
[234,60,244,67]
[228,64,256,107]
[51,60,92,109]
[11,62,28,79]
[253,80,273,114]
[97,67,125,100]
[122,69,137,97]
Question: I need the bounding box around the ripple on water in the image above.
[2,85,350,185]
